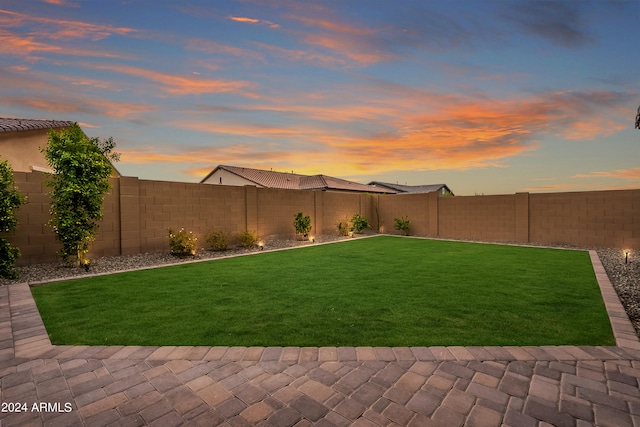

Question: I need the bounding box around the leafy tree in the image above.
[42,123,119,266]
[636,105,640,129]
[0,157,26,278]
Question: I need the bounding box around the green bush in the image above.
[238,230,258,249]
[337,217,351,236]
[350,214,371,234]
[394,216,411,236]
[0,158,26,279]
[293,212,312,237]
[205,230,229,251]
[0,238,20,279]
[168,228,197,256]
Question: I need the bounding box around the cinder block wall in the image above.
[9,171,57,265]
[136,179,248,254]
[439,194,517,242]
[9,172,121,265]
[5,172,640,266]
[377,193,431,235]
[321,192,370,235]
[256,187,315,239]
[530,189,640,249]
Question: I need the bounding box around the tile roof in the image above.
[0,117,74,133]
[217,165,306,189]
[369,181,454,195]
[203,165,394,193]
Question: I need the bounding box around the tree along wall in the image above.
[6,171,640,266]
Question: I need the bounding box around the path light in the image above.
[625,249,630,264]
[258,240,264,250]
[309,235,315,243]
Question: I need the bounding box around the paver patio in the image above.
[1,250,640,426]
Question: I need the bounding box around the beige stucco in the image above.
[0,126,120,176]
[0,128,57,173]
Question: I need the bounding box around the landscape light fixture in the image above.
[625,250,629,264]
[258,241,264,251]
[309,235,315,243]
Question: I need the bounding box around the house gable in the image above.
[201,165,394,193]
[0,118,120,176]
[369,181,454,196]
[0,118,74,173]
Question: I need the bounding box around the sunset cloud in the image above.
[1,1,636,195]
[186,38,264,61]
[574,167,640,181]
[2,95,155,119]
[253,42,347,67]
[0,8,138,40]
[165,85,630,179]
[41,0,79,6]
[230,16,280,29]
[0,28,132,60]
[86,63,257,96]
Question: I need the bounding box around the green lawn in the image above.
[31,236,615,347]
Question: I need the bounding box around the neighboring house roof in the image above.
[0,117,74,132]
[201,165,394,194]
[369,181,454,196]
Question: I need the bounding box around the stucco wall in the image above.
[0,129,54,173]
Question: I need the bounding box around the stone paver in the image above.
[1,250,640,426]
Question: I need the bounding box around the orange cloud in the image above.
[560,117,626,140]
[287,15,373,35]
[574,167,640,181]
[186,38,264,61]
[40,0,78,6]
[3,96,155,118]
[166,87,629,178]
[302,33,389,64]
[230,16,259,24]
[0,28,131,59]
[522,183,579,192]
[229,16,280,29]
[253,42,347,67]
[86,63,257,96]
[523,182,640,192]
[0,8,137,41]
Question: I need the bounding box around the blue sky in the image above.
[1,0,638,195]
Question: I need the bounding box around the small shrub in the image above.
[0,157,26,279]
[0,239,20,279]
[168,228,197,256]
[205,230,229,251]
[293,212,312,238]
[238,230,258,249]
[337,217,351,236]
[394,216,411,236]
[350,214,371,234]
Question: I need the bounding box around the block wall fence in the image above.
[6,171,640,266]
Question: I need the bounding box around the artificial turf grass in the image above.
[31,236,615,347]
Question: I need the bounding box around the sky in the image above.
[1,0,639,196]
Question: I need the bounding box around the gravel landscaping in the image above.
[2,235,638,339]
